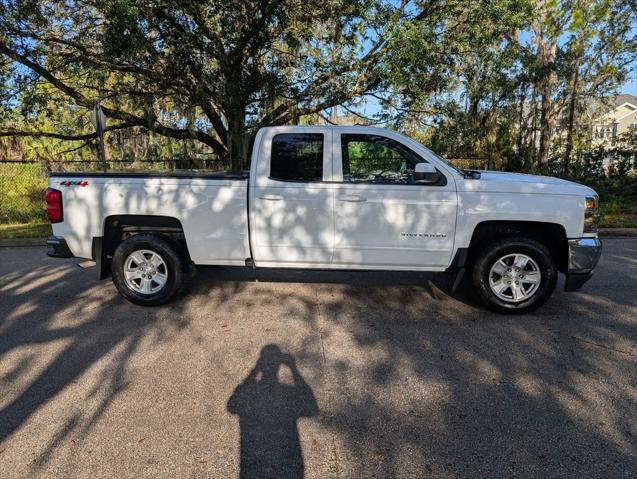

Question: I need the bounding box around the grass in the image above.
[599,212,637,228]
[0,162,48,224]
[0,162,50,239]
[582,177,637,228]
[0,222,52,239]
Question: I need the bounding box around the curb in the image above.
[0,237,48,247]
[598,228,637,237]
[1,228,636,248]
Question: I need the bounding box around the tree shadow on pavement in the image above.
[197,242,637,477]
[227,344,318,479]
[1,240,636,477]
[0,250,193,474]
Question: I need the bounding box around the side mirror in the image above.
[414,162,441,184]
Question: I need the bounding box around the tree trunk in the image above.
[468,94,481,161]
[513,88,526,171]
[563,30,584,177]
[483,113,496,170]
[562,65,580,176]
[537,80,554,168]
[533,11,559,169]
[227,112,247,174]
[530,93,538,166]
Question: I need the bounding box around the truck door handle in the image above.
[338,195,367,202]
[259,194,284,201]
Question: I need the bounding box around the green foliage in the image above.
[0,162,48,223]
[580,175,637,227]
[0,222,51,239]
[1,0,394,170]
[346,139,404,178]
[544,128,637,180]
[403,0,637,174]
[0,0,636,181]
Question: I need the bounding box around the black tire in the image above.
[471,237,557,314]
[111,234,187,306]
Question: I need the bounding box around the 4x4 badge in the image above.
[60,181,88,187]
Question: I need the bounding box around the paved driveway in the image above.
[0,239,636,478]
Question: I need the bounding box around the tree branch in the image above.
[0,40,227,155]
[0,122,135,140]
[256,17,391,128]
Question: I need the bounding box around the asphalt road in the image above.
[0,239,636,478]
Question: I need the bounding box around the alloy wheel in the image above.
[488,253,541,303]
[123,249,168,295]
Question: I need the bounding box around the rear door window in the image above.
[270,134,324,182]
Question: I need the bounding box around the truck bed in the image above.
[49,172,250,264]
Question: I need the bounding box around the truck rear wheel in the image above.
[471,238,557,314]
[111,234,186,306]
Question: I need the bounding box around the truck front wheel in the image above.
[111,234,186,306]
[472,238,557,314]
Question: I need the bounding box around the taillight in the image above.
[45,188,63,223]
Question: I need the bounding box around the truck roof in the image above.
[259,125,384,131]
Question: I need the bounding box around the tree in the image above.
[2,0,635,175]
[388,0,533,169]
[402,0,636,173]
[0,0,405,171]
[530,0,571,168]
[560,0,637,174]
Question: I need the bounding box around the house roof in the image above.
[590,93,637,120]
[612,93,637,108]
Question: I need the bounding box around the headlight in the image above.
[584,195,600,233]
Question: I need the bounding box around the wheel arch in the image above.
[464,220,569,273]
[94,215,189,279]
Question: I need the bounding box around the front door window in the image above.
[341,134,426,184]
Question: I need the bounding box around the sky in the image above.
[621,78,637,96]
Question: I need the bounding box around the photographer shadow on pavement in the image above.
[227,344,318,479]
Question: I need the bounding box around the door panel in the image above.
[332,132,457,268]
[253,183,334,264]
[251,130,334,265]
[333,185,456,267]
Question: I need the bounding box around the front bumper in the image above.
[46,236,74,258]
[564,237,602,292]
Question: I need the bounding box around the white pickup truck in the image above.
[45,126,602,313]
